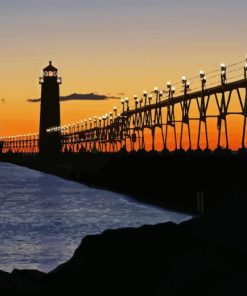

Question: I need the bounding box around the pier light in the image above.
[159,90,163,96]
[89,117,92,122]
[125,97,129,103]
[199,70,205,79]
[109,112,113,116]
[39,77,44,84]
[136,99,139,104]
[121,98,125,104]
[167,81,172,89]
[221,63,226,73]
[113,106,117,111]
[98,117,102,121]
[154,87,159,93]
[143,91,147,97]
[181,76,187,85]
[134,95,138,100]
[149,95,153,101]
[186,81,190,89]
[221,63,227,84]
[105,113,108,118]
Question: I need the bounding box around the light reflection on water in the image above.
[0,162,190,272]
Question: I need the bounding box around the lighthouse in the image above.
[39,61,62,156]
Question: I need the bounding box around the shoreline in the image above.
[1,197,247,295]
[1,150,247,215]
[1,151,247,294]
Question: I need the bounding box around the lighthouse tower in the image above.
[39,61,61,156]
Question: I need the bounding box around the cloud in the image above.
[117,92,125,96]
[27,98,40,103]
[27,93,120,103]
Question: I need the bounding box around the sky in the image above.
[0,0,247,141]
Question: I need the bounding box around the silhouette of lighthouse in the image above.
[39,61,62,156]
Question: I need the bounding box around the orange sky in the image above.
[0,0,247,150]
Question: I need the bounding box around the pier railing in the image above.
[1,58,247,154]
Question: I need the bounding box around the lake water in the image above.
[0,162,191,272]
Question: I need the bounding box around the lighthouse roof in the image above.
[43,61,57,71]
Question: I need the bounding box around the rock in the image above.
[13,269,46,295]
[0,270,16,295]
[2,198,247,295]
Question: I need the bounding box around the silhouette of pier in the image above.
[1,59,247,154]
[1,58,247,215]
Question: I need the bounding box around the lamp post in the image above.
[159,90,163,102]
[121,98,125,113]
[197,70,208,150]
[125,97,129,111]
[221,63,227,85]
[154,87,159,103]
[180,76,191,150]
[139,97,143,108]
[142,91,147,106]
[182,76,190,96]
[167,81,172,98]
[113,106,117,118]
[109,112,113,124]
[134,95,138,108]
[98,117,102,128]
[135,98,139,109]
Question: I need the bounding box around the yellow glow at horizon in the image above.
[0,52,246,152]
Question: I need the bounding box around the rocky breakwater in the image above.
[1,197,247,295]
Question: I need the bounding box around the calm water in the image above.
[0,163,190,272]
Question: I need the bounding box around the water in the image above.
[0,162,190,272]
